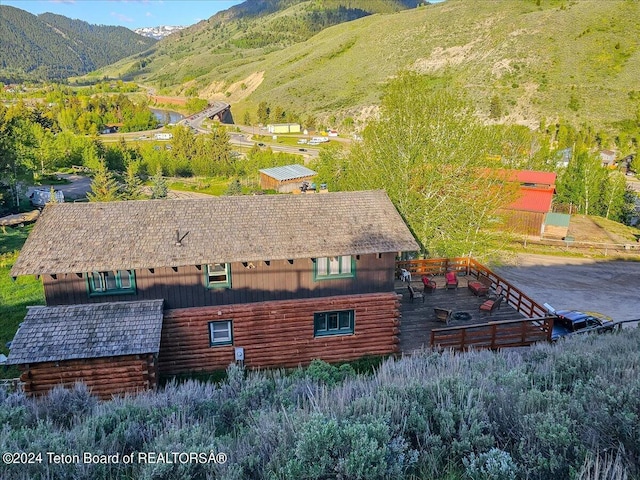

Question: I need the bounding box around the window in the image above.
[209,320,233,346]
[314,256,355,280]
[314,310,354,337]
[205,263,231,289]
[87,270,136,295]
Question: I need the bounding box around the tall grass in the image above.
[1,331,639,479]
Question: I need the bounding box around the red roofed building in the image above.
[499,169,557,237]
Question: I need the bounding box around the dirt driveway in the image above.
[493,254,640,323]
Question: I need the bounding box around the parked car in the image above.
[551,310,615,341]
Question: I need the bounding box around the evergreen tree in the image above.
[87,159,120,202]
[150,166,168,199]
[225,179,242,196]
[122,162,143,200]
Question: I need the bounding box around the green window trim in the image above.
[86,270,136,296]
[314,310,355,337]
[205,263,232,289]
[313,255,355,281]
[209,320,233,346]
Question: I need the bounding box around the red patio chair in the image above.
[422,275,437,293]
[445,271,458,290]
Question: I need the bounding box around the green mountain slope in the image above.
[0,5,156,81]
[96,0,640,129]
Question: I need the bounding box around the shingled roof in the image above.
[11,190,418,275]
[6,300,164,365]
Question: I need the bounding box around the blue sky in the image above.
[2,0,245,29]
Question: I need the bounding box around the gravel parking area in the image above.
[493,254,640,322]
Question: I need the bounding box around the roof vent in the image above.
[175,229,189,247]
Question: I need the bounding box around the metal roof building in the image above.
[259,164,317,192]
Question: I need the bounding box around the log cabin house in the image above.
[8,190,419,397]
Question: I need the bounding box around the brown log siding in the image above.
[18,354,157,400]
[159,292,401,375]
[42,253,395,309]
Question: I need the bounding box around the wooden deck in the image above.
[395,274,527,354]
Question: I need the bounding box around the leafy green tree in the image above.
[598,171,631,222]
[0,104,33,210]
[186,97,209,115]
[257,101,270,125]
[150,166,168,199]
[243,110,252,126]
[314,71,519,258]
[556,151,606,215]
[87,159,120,202]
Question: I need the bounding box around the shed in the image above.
[259,164,317,192]
[7,300,164,399]
[267,123,301,134]
[499,169,557,237]
[542,212,571,239]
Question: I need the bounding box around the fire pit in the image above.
[453,311,472,322]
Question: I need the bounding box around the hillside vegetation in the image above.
[98,0,640,131]
[0,6,156,81]
[1,331,639,479]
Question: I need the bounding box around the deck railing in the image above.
[430,316,555,351]
[396,257,547,319]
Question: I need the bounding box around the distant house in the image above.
[100,123,122,134]
[267,123,301,134]
[259,164,317,193]
[498,170,557,237]
[600,150,617,168]
[8,191,418,397]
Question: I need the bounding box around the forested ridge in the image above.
[0,5,156,82]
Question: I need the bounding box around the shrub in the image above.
[464,448,519,480]
[33,382,97,428]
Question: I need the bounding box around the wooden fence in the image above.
[430,317,554,351]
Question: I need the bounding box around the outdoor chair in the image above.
[421,275,437,293]
[434,307,452,324]
[445,271,458,290]
[407,285,424,303]
[468,275,491,296]
[400,268,412,283]
[479,294,504,316]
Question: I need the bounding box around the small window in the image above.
[209,320,233,346]
[205,263,231,289]
[314,310,354,337]
[314,256,355,280]
[87,270,136,296]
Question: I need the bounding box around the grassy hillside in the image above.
[96,0,640,131]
